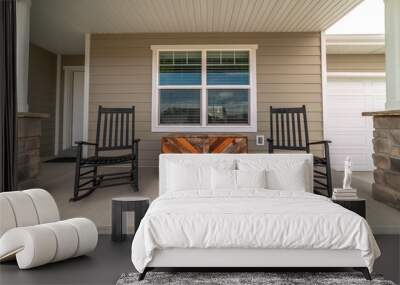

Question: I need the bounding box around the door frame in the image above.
[62,66,85,151]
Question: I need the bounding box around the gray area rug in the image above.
[116,272,396,285]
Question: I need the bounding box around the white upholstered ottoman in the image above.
[0,189,98,269]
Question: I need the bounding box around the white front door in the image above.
[325,74,386,171]
[62,67,85,150]
[71,71,84,146]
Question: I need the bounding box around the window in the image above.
[208,89,249,124]
[160,89,201,124]
[159,51,201,85]
[151,45,258,132]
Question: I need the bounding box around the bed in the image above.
[131,154,380,280]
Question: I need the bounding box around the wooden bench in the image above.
[161,135,248,153]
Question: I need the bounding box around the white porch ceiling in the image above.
[30,0,364,54]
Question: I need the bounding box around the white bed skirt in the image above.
[148,248,366,268]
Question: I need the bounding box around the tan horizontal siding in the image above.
[90,83,322,94]
[91,74,321,85]
[87,120,323,133]
[89,33,322,167]
[28,44,57,158]
[88,110,322,125]
[89,92,322,104]
[92,46,321,57]
[91,33,320,46]
[91,55,321,66]
[327,54,385,72]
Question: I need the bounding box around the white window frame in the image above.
[151,44,258,132]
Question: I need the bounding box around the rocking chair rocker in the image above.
[267,105,333,198]
[72,106,140,201]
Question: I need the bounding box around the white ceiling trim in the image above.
[327,72,386,78]
[30,0,364,54]
[326,34,385,54]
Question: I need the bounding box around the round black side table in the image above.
[111,197,150,242]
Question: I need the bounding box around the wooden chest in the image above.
[161,135,248,153]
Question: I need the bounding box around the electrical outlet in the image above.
[256,135,265,146]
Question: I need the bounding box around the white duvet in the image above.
[131,190,380,273]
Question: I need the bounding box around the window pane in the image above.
[160,89,201,124]
[207,51,249,85]
[207,51,220,64]
[159,51,201,85]
[221,51,234,64]
[234,51,249,64]
[207,89,249,124]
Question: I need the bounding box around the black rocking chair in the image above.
[72,106,140,201]
[267,105,333,197]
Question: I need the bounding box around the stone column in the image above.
[16,0,31,112]
[363,111,400,211]
[17,112,49,189]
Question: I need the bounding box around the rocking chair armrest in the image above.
[75,141,98,146]
[307,140,331,146]
[307,140,332,160]
[75,141,98,158]
[133,139,140,156]
[266,138,274,153]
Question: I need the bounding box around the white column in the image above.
[54,54,62,155]
[384,0,400,110]
[82,34,91,157]
[16,0,31,112]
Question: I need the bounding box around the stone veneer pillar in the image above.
[17,113,49,189]
[363,111,400,211]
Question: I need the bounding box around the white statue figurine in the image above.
[343,156,352,190]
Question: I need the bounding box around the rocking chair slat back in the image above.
[269,105,310,152]
[95,106,135,151]
[125,113,129,146]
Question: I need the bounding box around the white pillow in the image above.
[237,169,267,189]
[167,162,211,191]
[237,159,309,192]
[266,161,308,191]
[211,168,237,190]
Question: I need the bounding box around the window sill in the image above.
[152,125,257,133]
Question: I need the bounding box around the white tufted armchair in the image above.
[0,189,98,269]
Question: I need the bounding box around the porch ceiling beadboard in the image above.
[89,33,323,167]
[30,0,363,54]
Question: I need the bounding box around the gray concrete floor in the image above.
[333,171,400,234]
[36,163,159,234]
[0,235,133,285]
[0,235,398,285]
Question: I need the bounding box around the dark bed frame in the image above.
[138,267,372,281]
